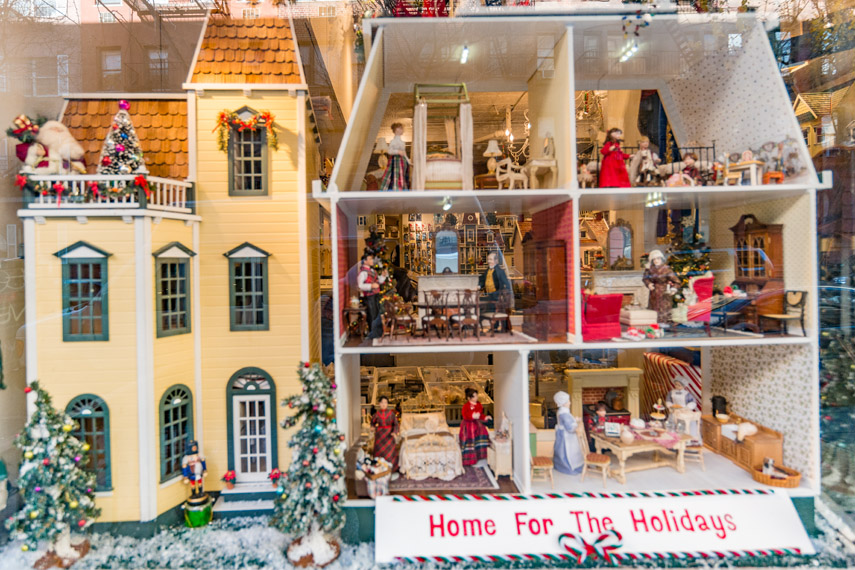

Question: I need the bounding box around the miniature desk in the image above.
[591,431,692,484]
[726,160,765,186]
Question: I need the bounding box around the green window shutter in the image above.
[66,394,112,491]
[61,258,109,342]
[155,258,191,337]
[229,257,269,331]
[159,385,194,482]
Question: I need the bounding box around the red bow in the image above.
[87,181,101,199]
[559,530,623,565]
[15,175,28,189]
[52,182,66,208]
[134,175,150,198]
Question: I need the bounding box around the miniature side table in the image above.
[726,160,765,185]
[475,173,498,189]
[488,436,513,476]
[762,171,784,184]
[342,307,368,338]
[525,159,558,189]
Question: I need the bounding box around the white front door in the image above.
[232,395,272,482]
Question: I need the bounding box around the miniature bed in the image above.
[411,84,474,190]
[398,412,464,481]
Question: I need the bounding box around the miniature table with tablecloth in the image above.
[591,430,692,484]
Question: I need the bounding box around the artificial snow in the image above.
[0,514,852,570]
[286,528,337,566]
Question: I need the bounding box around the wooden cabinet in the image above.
[522,240,567,341]
[729,214,784,322]
[701,415,783,473]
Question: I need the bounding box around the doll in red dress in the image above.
[459,388,492,467]
[371,396,399,471]
[599,128,631,188]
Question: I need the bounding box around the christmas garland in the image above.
[214,110,279,153]
[15,173,152,207]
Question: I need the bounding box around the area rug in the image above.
[389,466,499,492]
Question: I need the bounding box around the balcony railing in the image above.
[23,175,195,214]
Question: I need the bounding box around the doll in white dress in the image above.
[553,391,584,475]
[629,137,660,186]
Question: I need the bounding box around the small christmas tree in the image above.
[272,363,346,566]
[6,382,100,563]
[96,100,145,175]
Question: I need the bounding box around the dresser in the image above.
[700,415,783,471]
[522,240,567,341]
[729,214,784,327]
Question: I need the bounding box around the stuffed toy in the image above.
[32,121,86,174]
[21,143,50,174]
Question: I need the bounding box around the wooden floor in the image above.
[347,475,517,500]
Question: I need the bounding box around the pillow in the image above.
[401,411,447,434]
[427,151,455,160]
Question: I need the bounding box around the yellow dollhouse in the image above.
[18,15,322,526]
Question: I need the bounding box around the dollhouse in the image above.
[326,12,823,528]
[16,16,322,526]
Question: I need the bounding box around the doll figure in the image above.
[629,136,660,186]
[553,391,584,475]
[380,122,411,191]
[758,141,781,173]
[594,401,608,430]
[681,153,701,184]
[459,388,492,467]
[181,439,207,497]
[665,378,697,410]
[371,396,399,472]
[599,128,631,188]
[642,249,681,324]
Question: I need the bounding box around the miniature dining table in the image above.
[590,430,693,485]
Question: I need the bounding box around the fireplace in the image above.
[565,368,641,418]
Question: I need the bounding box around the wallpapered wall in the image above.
[710,343,817,482]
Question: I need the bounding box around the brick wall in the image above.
[583,387,625,405]
[531,200,576,335]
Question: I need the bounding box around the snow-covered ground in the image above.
[0,514,853,570]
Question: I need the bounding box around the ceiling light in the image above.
[619,42,639,63]
[504,128,510,137]
[442,196,453,211]
[460,45,469,64]
[645,192,665,208]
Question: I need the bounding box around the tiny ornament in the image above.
[34,486,41,493]
[69,500,79,509]
[116,144,125,153]
[331,383,337,390]
[42,458,49,466]
[29,511,38,519]
[119,164,131,174]
[62,424,72,432]
[302,460,309,467]
[325,407,335,418]
[21,545,29,552]
[78,519,86,528]
[24,451,33,460]
[118,100,130,110]
[112,123,118,130]
[24,386,32,394]
[313,405,319,412]
[87,488,92,493]
[74,456,81,462]
[334,448,341,455]
[276,486,285,495]
[304,362,310,368]
[305,482,312,489]
[339,435,345,442]
[333,494,340,502]
[312,447,318,454]
[82,443,91,452]
[333,474,339,481]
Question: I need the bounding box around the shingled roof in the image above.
[190,17,303,84]
[62,98,189,180]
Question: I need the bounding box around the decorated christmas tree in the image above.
[6,382,100,563]
[820,332,855,494]
[272,363,346,566]
[96,100,145,175]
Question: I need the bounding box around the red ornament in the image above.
[333,474,339,481]
[118,100,130,111]
[312,447,318,454]
[305,482,312,489]
[112,123,118,130]
[302,460,309,467]
[24,387,32,394]
[15,175,28,189]
[77,520,86,528]
[42,459,49,466]
[102,156,112,165]
[339,435,345,442]
[333,494,340,502]
[304,362,310,368]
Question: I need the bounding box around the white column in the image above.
[297,92,310,362]
[23,218,37,416]
[193,221,203,452]
[135,218,156,521]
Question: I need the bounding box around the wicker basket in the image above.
[751,464,801,488]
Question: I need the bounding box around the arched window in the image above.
[159,385,194,482]
[66,395,111,491]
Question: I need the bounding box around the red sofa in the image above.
[581,291,623,341]
[686,276,715,335]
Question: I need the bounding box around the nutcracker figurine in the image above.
[181,439,207,498]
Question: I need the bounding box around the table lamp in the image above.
[483,139,502,173]
[374,138,389,170]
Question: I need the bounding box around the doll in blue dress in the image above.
[553,391,584,475]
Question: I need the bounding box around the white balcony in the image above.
[24,174,194,213]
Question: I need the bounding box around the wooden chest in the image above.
[701,415,783,471]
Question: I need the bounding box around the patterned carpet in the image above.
[389,466,499,492]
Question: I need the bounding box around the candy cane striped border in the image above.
[393,547,804,565]
[390,488,775,502]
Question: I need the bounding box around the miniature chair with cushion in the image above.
[759,290,807,336]
[530,455,554,488]
[686,275,715,336]
[481,290,513,336]
[576,423,610,487]
[581,291,623,341]
[495,157,529,190]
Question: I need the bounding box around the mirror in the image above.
[434,230,459,274]
[607,220,633,270]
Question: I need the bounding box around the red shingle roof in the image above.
[190,17,302,84]
[62,98,189,180]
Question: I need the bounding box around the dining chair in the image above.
[450,289,480,341]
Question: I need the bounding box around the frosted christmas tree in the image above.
[96,100,146,175]
[6,382,100,566]
[271,363,346,567]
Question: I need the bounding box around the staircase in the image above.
[212,482,277,518]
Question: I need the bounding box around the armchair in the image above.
[581,291,623,341]
[685,275,714,336]
[495,158,529,190]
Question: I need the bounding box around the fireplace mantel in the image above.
[564,368,642,418]
[591,270,649,307]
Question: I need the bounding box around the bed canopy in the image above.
[412,83,474,191]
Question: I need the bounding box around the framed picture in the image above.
[434,213,444,224]
[408,214,416,222]
[388,226,399,239]
[357,215,367,227]
[422,231,427,241]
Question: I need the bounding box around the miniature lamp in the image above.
[374,138,389,170]
[483,139,502,173]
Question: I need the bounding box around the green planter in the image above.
[183,494,212,528]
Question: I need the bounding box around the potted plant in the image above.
[221,470,236,490]
[268,468,282,488]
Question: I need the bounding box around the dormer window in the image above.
[217,106,278,196]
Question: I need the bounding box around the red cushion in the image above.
[582,292,623,341]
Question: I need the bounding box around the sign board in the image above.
[375,489,814,564]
